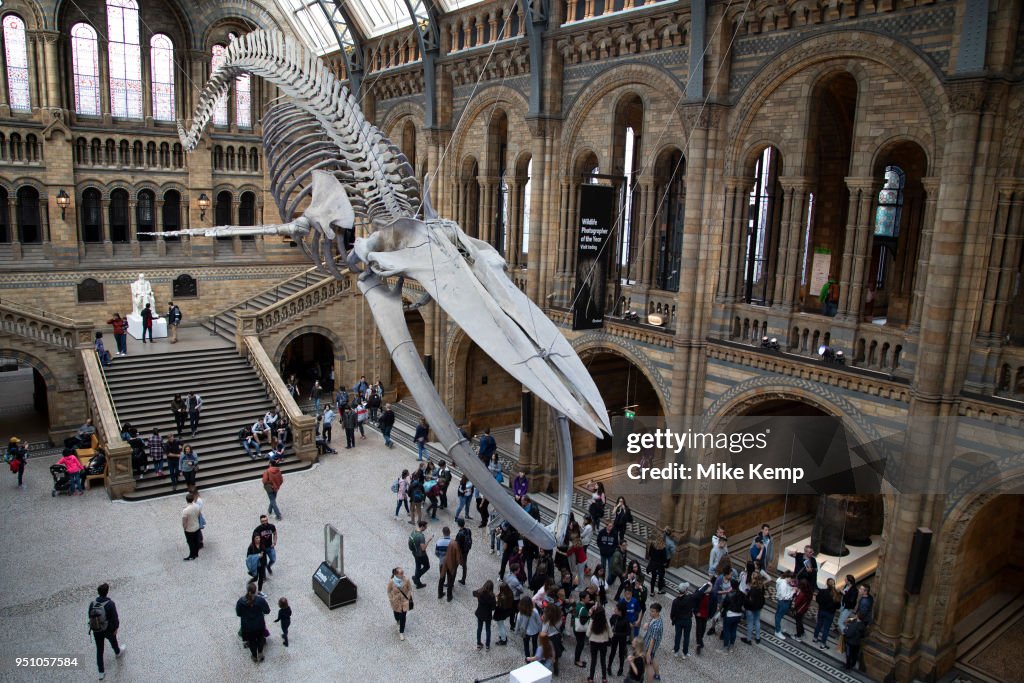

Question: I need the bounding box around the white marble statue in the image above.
[131,273,155,317]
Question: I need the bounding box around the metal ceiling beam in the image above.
[521,0,549,117]
[403,0,442,127]
[319,0,365,97]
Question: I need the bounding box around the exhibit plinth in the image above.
[127,313,167,340]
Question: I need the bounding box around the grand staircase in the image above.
[202,267,327,343]
[103,346,312,499]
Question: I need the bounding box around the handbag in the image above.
[399,587,414,611]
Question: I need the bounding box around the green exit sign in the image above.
[624,410,635,420]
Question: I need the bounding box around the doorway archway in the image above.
[277,330,339,396]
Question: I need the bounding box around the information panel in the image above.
[572,184,616,330]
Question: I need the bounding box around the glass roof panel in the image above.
[278,0,424,43]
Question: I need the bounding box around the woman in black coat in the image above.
[236,582,271,662]
[474,580,497,650]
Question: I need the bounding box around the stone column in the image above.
[6,198,18,246]
[29,34,43,111]
[41,31,61,111]
[836,178,878,320]
[506,181,520,265]
[128,199,139,256]
[155,198,167,256]
[724,178,753,302]
[976,182,1023,340]
[100,198,112,256]
[566,182,580,275]
[555,179,570,274]
[637,181,656,287]
[776,178,812,312]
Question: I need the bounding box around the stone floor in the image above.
[0,433,837,683]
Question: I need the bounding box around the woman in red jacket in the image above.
[106,313,128,356]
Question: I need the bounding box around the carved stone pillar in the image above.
[41,31,62,111]
[100,198,112,256]
[775,178,812,312]
[128,199,139,256]
[6,199,18,246]
[637,181,655,287]
[556,179,570,274]
[506,181,520,265]
[837,178,878,320]
[976,182,1023,340]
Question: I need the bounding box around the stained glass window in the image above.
[3,15,31,112]
[150,34,175,121]
[72,23,101,116]
[107,0,142,119]
[874,166,905,238]
[211,44,228,126]
[235,72,251,128]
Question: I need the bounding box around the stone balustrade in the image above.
[444,2,525,53]
[243,336,317,463]
[0,299,94,350]
[79,349,134,498]
[235,273,352,345]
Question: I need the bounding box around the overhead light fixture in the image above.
[197,193,210,221]
[761,336,779,351]
[623,310,640,323]
[55,189,70,219]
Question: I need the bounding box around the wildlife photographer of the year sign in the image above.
[572,184,616,330]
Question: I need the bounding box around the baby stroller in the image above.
[50,464,72,497]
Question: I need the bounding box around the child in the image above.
[275,596,292,646]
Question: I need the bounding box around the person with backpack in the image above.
[167,301,182,343]
[437,527,463,602]
[814,577,841,649]
[436,460,452,509]
[413,418,429,461]
[455,518,473,584]
[393,469,410,517]
[408,473,426,526]
[262,460,283,521]
[7,437,27,489]
[493,581,516,645]
[741,573,766,645]
[88,583,125,679]
[408,520,432,588]
[180,445,199,489]
[820,273,840,317]
[182,492,203,561]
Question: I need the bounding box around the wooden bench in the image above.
[75,438,106,490]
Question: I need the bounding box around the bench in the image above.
[75,439,107,490]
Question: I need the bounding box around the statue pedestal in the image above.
[127,313,168,340]
[777,535,881,590]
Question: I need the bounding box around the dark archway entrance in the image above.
[573,350,663,476]
[0,361,51,444]
[724,398,884,579]
[951,494,1024,683]
[280,333,335,395]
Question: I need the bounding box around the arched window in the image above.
[226,146,235,171]
[173,143,184,168]
[136,190,155,240]
[16,186,41,243]
[162,190,181,239]
[239,191,256,225]
[0,187,8,242]
[3,15,31,112]
[874,166,905,239]
[150,34,175,121]
[521,158,532,257]
[235,71,251,128]
[743,146,782,305]
[132,140,143,166]
[119,140,130,165]
[107,0,142,118]
[146,141,156,166]
[109,189,129,242]
[81,188,102,243]
[250,147,259,171]
[211,44,229,126]
[215,190,233,229]
[71,24,101,116]
[213,145,224,170]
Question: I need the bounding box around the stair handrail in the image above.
[0,299,95,350]
[237,270,353,339]
[79,349,135,497]
[207,265,323,322]
[242,336,318,463]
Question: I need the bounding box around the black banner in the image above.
[572,184,615,330]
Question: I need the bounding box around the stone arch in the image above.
[5,0,46,30]
[272,324,347,369]
[102,181,133,201]
[380,100,426,140]
[927,467,1024,661]
[738,139,788,177]
[158,181,189,201]
[0,344,61,392]
[451,85,529,165]
[571,147,602,178]
[10,176,47,196]
[133,182,160,200]
[569,334,670,416]
[196,1,282,49]
[725,31,948,176]
[869,136,931,178]
[561,62,686,170]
